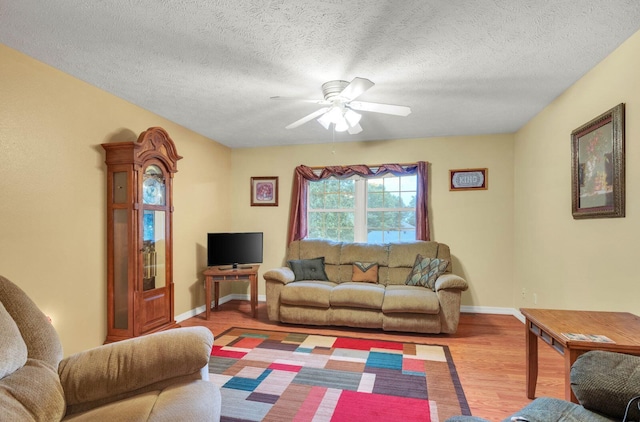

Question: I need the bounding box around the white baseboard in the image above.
[460,305,525,322]
[175,293,266,323]
[177,295,525,324]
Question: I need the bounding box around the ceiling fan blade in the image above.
[285,107,331,129]
[271,96,330,105]
[348,101,412,117]
[339,77,374,101]
[347,123,363,135]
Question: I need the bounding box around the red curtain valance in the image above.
[287,162,429,244]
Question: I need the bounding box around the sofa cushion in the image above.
[388,242,441,268]
[351,262,378,283]
[382,285,440,314]
[330,282,385,310]
[288,257,329,281]
[405,254,449,289]
[280,281,336,308]
[0,301,27,379]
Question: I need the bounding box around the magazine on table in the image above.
[561,332,615,343]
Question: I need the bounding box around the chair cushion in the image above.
[0,301,27,379]
[382,285,440,314]
[505,397,615,422]
[0,359,66,422]
[571,350,640,419]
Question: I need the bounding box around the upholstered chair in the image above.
[0,275,221,421]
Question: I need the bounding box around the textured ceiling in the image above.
[2,1,640,148]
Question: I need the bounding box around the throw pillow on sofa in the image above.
[352,262,378,283]
[405,254,449,290]
[288,257,329,281]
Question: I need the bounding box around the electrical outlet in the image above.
[533,293,538,304]
[521,288,527,299]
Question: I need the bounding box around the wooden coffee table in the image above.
[521,308,640,403]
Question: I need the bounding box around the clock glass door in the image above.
[140,164,171,332]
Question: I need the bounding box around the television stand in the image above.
[220,265,253,271]
[203,264,259,319]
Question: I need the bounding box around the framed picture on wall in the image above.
[571,103,625,219]
[251,176,278,206]
[449,168,488,191]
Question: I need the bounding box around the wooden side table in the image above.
[521,308,640,403]
[203,265,259,319]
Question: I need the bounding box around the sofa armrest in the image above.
[434,274,468,292]
[571,350,640,420]
[263,267,295,285]
[58,326,213,407]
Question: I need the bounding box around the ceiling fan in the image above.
[271,77,411,135]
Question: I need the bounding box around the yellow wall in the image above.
[231,135,515,309]
[0,44,232,355]
[514,30,640,311]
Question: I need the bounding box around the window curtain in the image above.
[287,161,429,244]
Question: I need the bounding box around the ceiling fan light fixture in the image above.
[317,112,332,129]
[334,118,349,132]
[325,105,344,124]
[344,109,361,127]
[276,77,410,134]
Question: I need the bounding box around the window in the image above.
[308,174,417,243]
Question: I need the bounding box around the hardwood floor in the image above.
[181,300,564,421]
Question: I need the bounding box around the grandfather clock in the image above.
[102,127,182,343]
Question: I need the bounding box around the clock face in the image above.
[143,165,165,205]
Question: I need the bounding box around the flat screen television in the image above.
[207,232,263,269]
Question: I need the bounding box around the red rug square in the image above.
[332,390,431,422]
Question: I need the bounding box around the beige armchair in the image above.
[0,275,221,421]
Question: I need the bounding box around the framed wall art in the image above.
[449,168,488,191]
[571,103,625,219]
[251,176,278,206]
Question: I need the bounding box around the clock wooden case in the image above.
[102,127,182,343]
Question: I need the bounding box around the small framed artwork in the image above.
[449,168,488,191]
[251,176,278,206]
[571,103,625,219]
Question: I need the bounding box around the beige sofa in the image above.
[264,239,468,334]
[0,275,221,421]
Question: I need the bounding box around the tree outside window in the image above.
[308,175,416,243]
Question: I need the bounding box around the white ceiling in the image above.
[2,1,640,148]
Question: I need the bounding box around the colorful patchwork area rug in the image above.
[209,327,470,422]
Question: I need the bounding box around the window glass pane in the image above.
[326,228,339,240]
[401,192,416,207]
[400,175,417,191]
[341,229,355,242]
[367,211,383,229]
[340,179,355,193]
[367,192,383,208]
[309,193,324,209]
[309,172,418,243]
[383,177,400,191]
[309,181,325,195]
[324,193,340,208]
[339,193,355,208]
[384,192,402,207]
[401,211,416,226]
[326,179,340,192]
